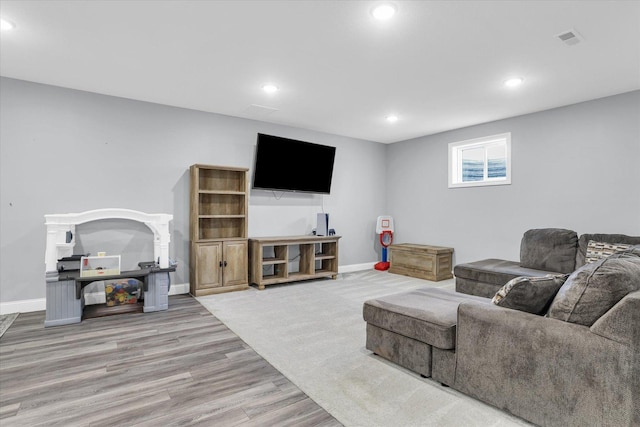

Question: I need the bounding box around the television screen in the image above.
[252,133,336,194]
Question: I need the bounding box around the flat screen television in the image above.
[252,133,336,194]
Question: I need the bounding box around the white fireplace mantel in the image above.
[45,208,173,272]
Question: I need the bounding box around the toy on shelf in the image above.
[374,215,394,271]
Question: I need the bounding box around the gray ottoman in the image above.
[363,287,489,381]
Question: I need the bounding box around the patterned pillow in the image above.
[585,240,632,264]
[492,274,569,315]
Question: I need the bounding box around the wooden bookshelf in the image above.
[189,164,249,296]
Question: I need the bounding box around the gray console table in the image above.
[44,267,175,327]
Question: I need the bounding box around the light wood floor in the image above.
[0,295,342,427]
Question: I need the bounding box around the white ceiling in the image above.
[1,1,639,143]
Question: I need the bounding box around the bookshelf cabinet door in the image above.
[222,240,248,287]
[194,242,222,290]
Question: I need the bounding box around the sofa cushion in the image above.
[520,228,578,273]
[455,277,505,298]
[454,259,560,286]
[492,274,568,315]
[363,287,489,349]
[584,240,632,264]
[547,254,640,326]
[576,233,640,267]
[622,244,640,257]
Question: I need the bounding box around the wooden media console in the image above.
[249,235,340,290]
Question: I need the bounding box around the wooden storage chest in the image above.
[388,243,453,281]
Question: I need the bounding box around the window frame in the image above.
[448,132,512,188]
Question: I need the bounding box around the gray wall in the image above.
[2,76,638,307]
[387,90,640,267]
[0,77,387,304]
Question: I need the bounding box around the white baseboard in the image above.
[0,263,376,314]
[168,282,190,295]
[339,262,376,273]
[0,298,47,315]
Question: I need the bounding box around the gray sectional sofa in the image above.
[363,229,640,427]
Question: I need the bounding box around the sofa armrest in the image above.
[590,290,640,346]
[453,302,636,427]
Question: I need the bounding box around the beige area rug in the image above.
[0,313,19,339]
[197,270,531,427]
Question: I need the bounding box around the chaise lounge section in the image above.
[363,230,640,426]
[454,228,640,298]
[363,287,489,378]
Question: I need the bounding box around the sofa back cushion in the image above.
[576,233,640,267]
[547,253,640,326]
[584,240,632,264]
[520,228,578,273]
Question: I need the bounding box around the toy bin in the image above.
[104,278,142,306]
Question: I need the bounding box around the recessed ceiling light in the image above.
[262,84,279,94]
[1,18,15,31]
[386,115,399,123]
[371,3,397,21]
[504,77,524,88]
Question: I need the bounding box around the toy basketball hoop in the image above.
[374,215,394,271]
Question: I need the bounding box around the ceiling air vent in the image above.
[556,29,583,46]
[243,104,278,117]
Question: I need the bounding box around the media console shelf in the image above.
[249,235,341,290]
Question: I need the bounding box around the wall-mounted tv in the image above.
[252,133,336,194]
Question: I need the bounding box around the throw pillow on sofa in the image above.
[547,254,640,326]
[584,240,632,264]
[576,233,640,267]
[492,274,569,315]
